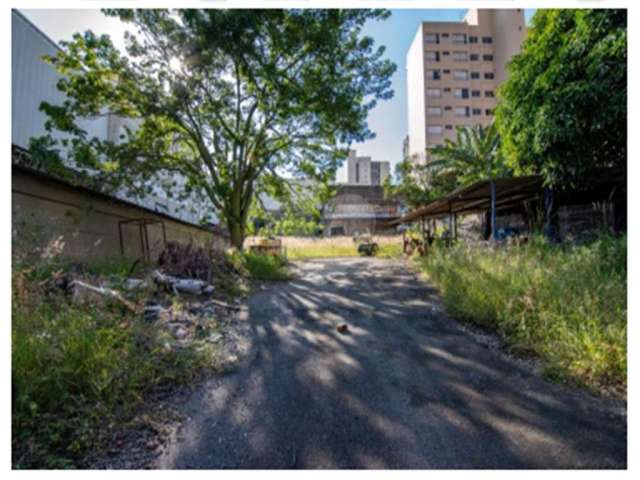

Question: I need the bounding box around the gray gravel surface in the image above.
[155,258,626,469]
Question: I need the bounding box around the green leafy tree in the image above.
[496,9,626,188]
[30,9,395,249]
[428,123,509,186]
[253,168,339,236]
[383,158,455,210]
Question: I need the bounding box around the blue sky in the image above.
[20,8,535,182]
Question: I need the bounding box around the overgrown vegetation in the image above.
[414,234,626,396]
[230,252,292,281]
[11,229,278,468]
[12,254,220,468]
[497,9,626,188]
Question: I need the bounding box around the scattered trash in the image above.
[152,270,215,295]
[69,280,137,312]
[158,241,240,283]
[123,278,149,291]
[337,324,350,334]
[208,333,223,343]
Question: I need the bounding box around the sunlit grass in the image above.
[258,235,403,260]
[414,234,627,396]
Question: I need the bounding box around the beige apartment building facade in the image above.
[406,9,526,165]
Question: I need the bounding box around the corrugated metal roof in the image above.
[389,176,543,226]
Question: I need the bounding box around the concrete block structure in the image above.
[323,185,399,236]
[406,9,526,165]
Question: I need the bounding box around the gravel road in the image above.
[155,258,626,469]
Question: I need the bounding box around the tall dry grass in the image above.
[246,235,403,260]
[415,234,627,396]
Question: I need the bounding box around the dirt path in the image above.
[155,258,626,469]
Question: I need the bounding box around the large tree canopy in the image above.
[31,9,396,248]
[496,9,626,189]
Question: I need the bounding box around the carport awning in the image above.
[388,176,543,227]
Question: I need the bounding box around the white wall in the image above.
[12,10,216,227]
[406,24,426,165]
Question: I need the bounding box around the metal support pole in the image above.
[448,201,453,247]
[490,180,497,241]
[118,221,124,256]
[454,212,458,241]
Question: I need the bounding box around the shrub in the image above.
[232,252,291,281]
[414,234,626,396]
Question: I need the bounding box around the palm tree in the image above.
[427,123,511,239]
[427,123,509,186]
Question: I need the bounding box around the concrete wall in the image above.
[12,10,217,227]
[12,167,228,262]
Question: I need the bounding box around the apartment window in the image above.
[355,163,360,183]
[452,33,467,44]
[442,51,450,56]
[445,125,453,130]
[469,36,478,44]
[455,107,470,117]
[452,51,468,62]
[444,106,452,111]
[472,108,482,116]
[483,54,494,61]
[485,109,493,116]
[442,33,449,38]
[427,107,443,117]
[427,125,443,135]
[484,72,495,80]
[425,51,440,62]
[471,90,481,98]
[482,36,493,44]
[453,69,468,81]
[485,90,495,98]
[443,69,451,74]
[425,33,439,44]
[443,87,451,92]
[469,53,479,61]
[426,69,441,80]
[426,88,441,98]
[470,71,480,79]
[454,88,469,99]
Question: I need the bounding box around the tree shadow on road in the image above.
[157,258,626,469]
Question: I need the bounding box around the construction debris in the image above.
[123,278,149,291]
[70,280,138,312]
[152,270,215,295]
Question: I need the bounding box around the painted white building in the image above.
[11,10,216,227]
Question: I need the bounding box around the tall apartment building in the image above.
[406,9,526,165]
[346,150,390,186]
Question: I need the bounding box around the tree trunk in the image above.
[228,219,245,250]
[227,186,246,250]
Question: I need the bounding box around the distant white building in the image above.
[11,10,216,227]
[346,150,390,186]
